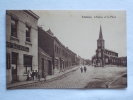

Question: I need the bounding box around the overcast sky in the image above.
[33,10,126,59]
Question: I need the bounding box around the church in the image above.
[92,26,127,67]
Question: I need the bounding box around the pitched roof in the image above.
[46,28,54,35]
[98,25,104,40]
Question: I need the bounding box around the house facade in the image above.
[6,10,39,83]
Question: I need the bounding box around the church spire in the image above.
[99,25,103,40]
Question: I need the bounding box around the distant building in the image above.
[76,56,86,65]
[85,59,91,65]
[6,10,39,83]
[92,26,127,67]
[118,57,127,66]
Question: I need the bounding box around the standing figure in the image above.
[27,70,31,81]
[35,70,38,80]
[80,67,83,73]
[44,72,47,81]
[84,66,87,73]
[31,70,35,80]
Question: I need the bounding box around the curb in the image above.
[7,67,79,89]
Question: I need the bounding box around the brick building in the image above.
[38,27,54,75]
[92,26,127,67]
[38,47,52,78]
[6,10,39,83]
[53,37,77,73]
[38,27,77,75]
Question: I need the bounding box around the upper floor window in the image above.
[11,18,18,37]
[55,45,56,52]
[26,25,31,42]
[57,47,59,53]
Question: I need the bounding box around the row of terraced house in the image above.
[38,27,79,77]
[6,10,83,84]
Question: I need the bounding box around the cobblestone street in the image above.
[12,65,127,89]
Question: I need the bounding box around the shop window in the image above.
[11,18,18,37]
[24,54,32,72]
[26,25,31,42]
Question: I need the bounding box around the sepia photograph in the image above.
[6,10,127,89]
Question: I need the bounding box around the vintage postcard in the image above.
[6,10,127,89]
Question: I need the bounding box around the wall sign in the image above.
[6,41,29,52]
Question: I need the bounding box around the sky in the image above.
[33,10,126,59]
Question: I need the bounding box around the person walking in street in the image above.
[84,66,87,73]
[80,67,83,73]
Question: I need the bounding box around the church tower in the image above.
[96,25,105,67]
[97,25,104,49]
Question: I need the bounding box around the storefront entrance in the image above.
[11,52,18,82]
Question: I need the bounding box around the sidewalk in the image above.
[7,66,79,89]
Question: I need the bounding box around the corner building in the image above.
[6,10,39,83]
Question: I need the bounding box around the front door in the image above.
[97,59,101,67]
[11,52,18,82]
[41,58,44,78]
[48,60,52,75]
[60,58,62,71]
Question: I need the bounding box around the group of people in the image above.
[80,66,87,73]
[27,70,39,81]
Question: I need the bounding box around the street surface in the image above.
[12,65,127,89]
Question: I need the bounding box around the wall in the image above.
[6,10,38,83]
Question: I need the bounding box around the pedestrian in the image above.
[84,66,87,73]
[27,70,31,81]
[35,70,38,80]
[31,70,35,80]
[80,67,83,73]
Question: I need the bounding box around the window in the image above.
[57,47,59,53]
[59,48,60,54]
[54,59,58,67]
[6,53,11,69]
[98,52,101,57]
[11,18,18,37]
[55,45,56,52]
[24,55,32,67]
[26,25,31,42]
[12,52,18,65]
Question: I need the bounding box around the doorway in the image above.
[11,52,18,82]
[41,58,44,78]
[48,60,52,75]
